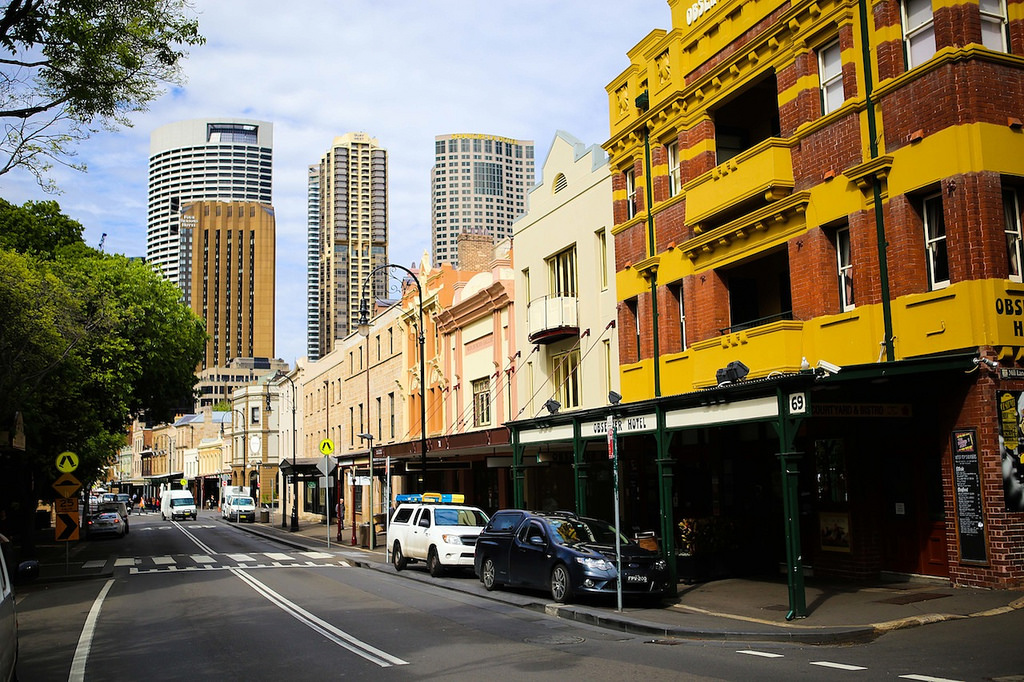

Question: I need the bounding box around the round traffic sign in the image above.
[319,438,334,455]
[55,451,79,473]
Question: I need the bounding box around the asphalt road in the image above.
[12,512,1024,681]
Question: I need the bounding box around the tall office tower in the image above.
[148,118,273,294]
[306,164,321,361]
[180,200,276,370]
[317,132,388,356]
[430,133,535,266]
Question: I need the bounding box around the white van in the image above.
[161,490,197,521]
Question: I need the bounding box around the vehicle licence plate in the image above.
[625,574,648,583]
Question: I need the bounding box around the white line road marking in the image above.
[811,661,868,671]
[151,556,174,565]
[900,676,964,682]
[68,579,114,682]
[81,560,106,569]
[192,555,215,564]
[113,558,135,567]
[738,650,784,658]
[166,520,403,666]
[232,568,407,667]
[300,551,332,559]
[228,553,256,562]
[265,552,292,561]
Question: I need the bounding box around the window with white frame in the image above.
[552,349,581,409]
[472,378,491,427]
[597,229,608,290]
[980,0,1008,52]
[1005,189,1023,282]
[902,0,936,70]
[625,167,637,219]
[666,140,681,197]
[548,246,577,297]
[924,193,949,290]
[668,281,687,350]
[836,225,855,310]
[819,39,845,115]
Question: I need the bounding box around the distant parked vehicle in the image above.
[222,495,256,523]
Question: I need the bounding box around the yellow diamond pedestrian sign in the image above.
[55,451,79,473]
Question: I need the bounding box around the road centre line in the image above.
[68,579,114,682]
[810,661,868,671]
[171,520,405,667]
[231,568,407,667]
[737,650,784,658]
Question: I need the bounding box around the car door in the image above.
[510,520,551,588]
[1,543,16,680]
[407,508,431,558]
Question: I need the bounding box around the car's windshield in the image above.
[546,517,628,545]
[171,498,194,507]
[231,497,254,506]
[434,508,487,526]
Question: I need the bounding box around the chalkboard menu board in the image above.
[951,429,988,564]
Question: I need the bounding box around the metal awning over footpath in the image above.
[505,352,979,619]
[379,427,510,472]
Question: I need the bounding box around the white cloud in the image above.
[0,0,669,365]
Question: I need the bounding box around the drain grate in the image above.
[523,635,585,645]
[875,591,950,605]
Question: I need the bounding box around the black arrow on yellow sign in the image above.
[55,512,79,541]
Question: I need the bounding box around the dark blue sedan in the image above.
[474,510,670,603]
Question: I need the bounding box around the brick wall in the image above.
[456,232,494,272]
[789,227,839,320]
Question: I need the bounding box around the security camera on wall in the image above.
[816,359,842,375]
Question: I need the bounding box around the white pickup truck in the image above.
[387,497,489,577]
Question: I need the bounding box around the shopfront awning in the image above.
[280,458,332,478]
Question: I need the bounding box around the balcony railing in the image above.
[527,295,580,344]
[719,310,794,336]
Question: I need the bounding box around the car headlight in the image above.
[440,534,463,545]
[575,556,613,571]
[653,558,668,571]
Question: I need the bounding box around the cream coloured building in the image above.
[513,131,619,420]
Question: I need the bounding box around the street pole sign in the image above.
[55,451,79,473]
[53,472,81,498]
[608,415,623,612]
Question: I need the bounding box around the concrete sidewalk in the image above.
[23,510,1024,645]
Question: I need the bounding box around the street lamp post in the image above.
[358,263,427,493]
[223,408,246,499]
[273,370,300,531]
[358,432,374,550]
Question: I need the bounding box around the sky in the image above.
[0,1,670,366]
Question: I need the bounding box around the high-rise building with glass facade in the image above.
[307,164,321,361]
[430,133,534,266]
[147,118,273,296]
[316,132,388,356]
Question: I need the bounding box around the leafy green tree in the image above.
[0,0,204,190]
[0,199,206,547]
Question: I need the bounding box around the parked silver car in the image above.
[1,536,39,682]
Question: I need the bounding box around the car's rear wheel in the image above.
[481,557,499,591]
[427,548,444,577]
[551,564,572,603]
[393,542,408,571]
